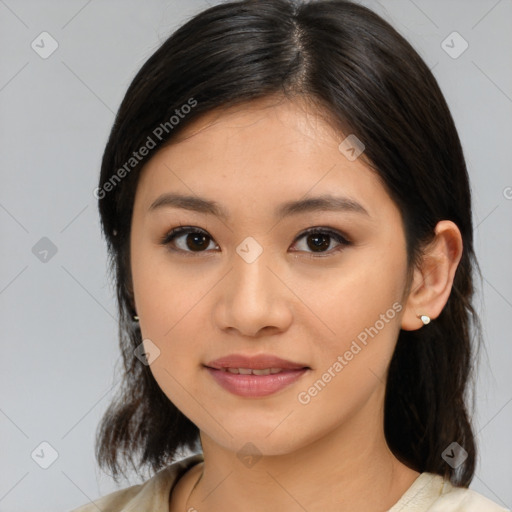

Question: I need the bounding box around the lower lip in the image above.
[205,367,309,397]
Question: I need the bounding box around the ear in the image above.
[401,220,463,331]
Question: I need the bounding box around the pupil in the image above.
[307,234,330,252]
[187,233,209,251]
[183,233,331,252]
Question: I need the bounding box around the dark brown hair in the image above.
[95,0,482,486]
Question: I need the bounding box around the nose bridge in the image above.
[233,248,272,301]
[230,246,276,308]
[214,242,292,335]
[232,234,274,293]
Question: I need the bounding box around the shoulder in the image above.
[428,478,510,512]
[389,472,510,512]
[69,453,204,512]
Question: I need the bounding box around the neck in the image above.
[182,390,420,512]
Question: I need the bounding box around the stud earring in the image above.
[417,314,430,325]
[133,315,139,322]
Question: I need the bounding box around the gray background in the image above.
[0,0,511,510]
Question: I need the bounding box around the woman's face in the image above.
[130,96,411,456]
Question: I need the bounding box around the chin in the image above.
[203,424,309,458]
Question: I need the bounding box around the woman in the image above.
[74,0,509,510]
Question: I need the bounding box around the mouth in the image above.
[204,366,308,375]
[204,353,311,372]
[203,353,311,397]
[203,364,310,398]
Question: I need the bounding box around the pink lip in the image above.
[205,367,309,397]
[205,353,309,371]
[203,353,310,398]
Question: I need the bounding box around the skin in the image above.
[129,95,463,512]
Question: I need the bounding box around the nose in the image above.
[213,250,293,338]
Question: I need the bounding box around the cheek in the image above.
[296,278,402,426]
[305,259,402,337]
[132,246,196,332]
[139,299,206,420]
[145,309,212,429]
[299,251,405,386]
[131,247,208,337]
[131,254,206,402]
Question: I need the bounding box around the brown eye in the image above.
[291,228,351,255]
[306,233,331,252]
[185,232,210,251]
[161,227,218,253]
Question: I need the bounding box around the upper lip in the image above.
[205,353,310,370]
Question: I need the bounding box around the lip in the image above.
[205,366,309,397]
[203,353,310,398]
[205,353,310,371]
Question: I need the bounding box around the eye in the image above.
[160,226,218,254]
[290,227,352,257]
[160,225,352,257]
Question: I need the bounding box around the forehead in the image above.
[169,95,343,144]
[134,97,397,223]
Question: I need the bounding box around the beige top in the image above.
[71,453,510,512]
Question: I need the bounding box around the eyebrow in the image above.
[148,193,370,220]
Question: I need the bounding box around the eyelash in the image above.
[159,226,352,258]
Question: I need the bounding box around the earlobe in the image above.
[400,220,463,331]
[418,314,431,325]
